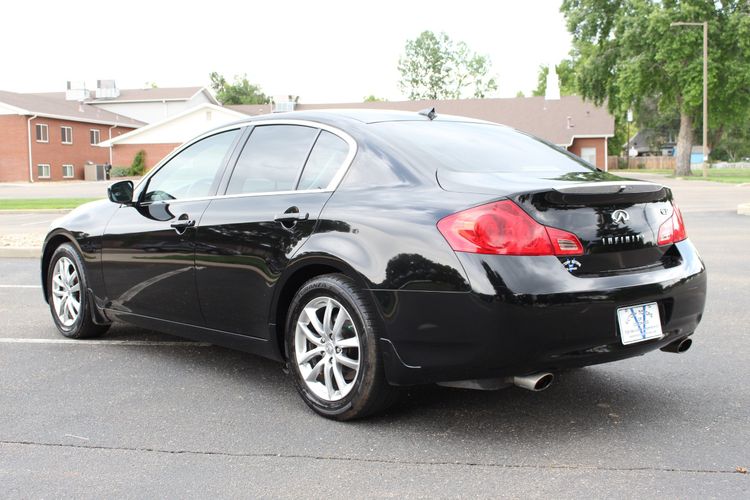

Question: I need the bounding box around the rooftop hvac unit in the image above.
[273,101,296,113]
[96,80,120,99]
[65,81,89,101]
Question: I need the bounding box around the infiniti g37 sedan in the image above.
[42,109,707,420]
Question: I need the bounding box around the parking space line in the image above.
[0,285,42,288]
[18,219,55,226]
[0,338,212,346]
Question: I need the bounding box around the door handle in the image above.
[170,215,196,233]
[274,212,309,223]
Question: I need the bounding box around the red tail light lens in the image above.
[657,202,688,246]
[437,200,583,256]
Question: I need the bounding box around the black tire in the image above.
[285,274,399,420]
[47,243,109,339]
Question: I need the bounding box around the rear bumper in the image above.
[374,239,707,386]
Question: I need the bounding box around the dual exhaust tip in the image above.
[660,337,692,353]
[438,372,555,392]
[512,372,555,392]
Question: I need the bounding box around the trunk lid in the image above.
[438,170,681,276]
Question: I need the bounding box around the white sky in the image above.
[1,0,572,102]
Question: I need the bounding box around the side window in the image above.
[297,131,349,190]
[143,129,240,202]
[226,125,318,195]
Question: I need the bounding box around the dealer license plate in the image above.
[617,302,663,345]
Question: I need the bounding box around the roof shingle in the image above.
[0,90,144,127]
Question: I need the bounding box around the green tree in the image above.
[128,150,146,176]
[209,72,270,105]
[561,0,750,175]
[397,31,498,100]
[532,59,578,96]
[711,117,750,161]
[363,95,387,102]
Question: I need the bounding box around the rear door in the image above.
[194,123,355,337]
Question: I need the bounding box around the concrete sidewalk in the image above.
[0,211,66,258]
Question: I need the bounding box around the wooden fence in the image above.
[607,156,676,171]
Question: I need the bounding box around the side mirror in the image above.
[108,180,134,205]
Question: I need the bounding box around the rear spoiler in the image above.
[549,181,668,206]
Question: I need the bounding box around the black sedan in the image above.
[41,109,707,420]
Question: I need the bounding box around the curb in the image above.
[739,203,750,216]
[0,247,41,259]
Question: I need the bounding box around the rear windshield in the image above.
[371,121,596,175]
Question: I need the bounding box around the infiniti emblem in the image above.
[611,209,630,224]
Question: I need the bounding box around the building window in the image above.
[35,124,48,142]
[580,147,597,166]
[62,164,74,178]
[37,164,50,178]
[61,126,73,144]
[90,129,100,145]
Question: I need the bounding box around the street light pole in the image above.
[671,21,709,178]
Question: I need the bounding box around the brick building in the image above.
[0,90,142,182]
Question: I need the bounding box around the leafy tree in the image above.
[209,72,270,105]
[711,117,750,161]
[515,91,526,98]
[128,150,146,176]
[363,95,387,102]
[397,31,498,100]
[561,0,750,175]
[532,59,578,96]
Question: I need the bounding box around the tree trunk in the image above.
[675,111,694,176]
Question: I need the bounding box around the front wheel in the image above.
[47,243,109,339]
[285,274,398,420]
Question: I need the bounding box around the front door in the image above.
[101,128,242,324]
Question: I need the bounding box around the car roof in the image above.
[220,108,495,128]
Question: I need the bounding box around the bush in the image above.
[110,167,130,178]
[128,150,146,176]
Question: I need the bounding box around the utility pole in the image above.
[671,21,709,178]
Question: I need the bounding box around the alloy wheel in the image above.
[294,296,361,401]
[51,256,81,327]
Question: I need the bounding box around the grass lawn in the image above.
[0,198,100,210]
[610,168,750,184]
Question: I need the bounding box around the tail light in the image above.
[657,201,688,245]
[437,200,583,256]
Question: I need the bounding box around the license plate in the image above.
[617,302,663,345]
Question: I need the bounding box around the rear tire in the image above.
[47,243,109,339]
[285,274,398,420]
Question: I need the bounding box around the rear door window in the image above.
[297,131,350,190]
[226,125,318,195]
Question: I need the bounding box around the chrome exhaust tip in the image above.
[513,372,554,392]
[661,337,692,353]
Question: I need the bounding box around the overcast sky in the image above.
[2,0,572,102]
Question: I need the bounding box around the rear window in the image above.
[371,121,595,175]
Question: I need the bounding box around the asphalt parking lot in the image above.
[0,175,748,498]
